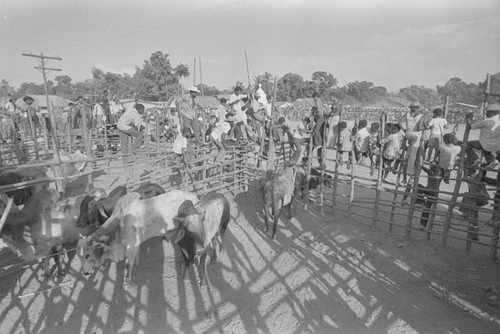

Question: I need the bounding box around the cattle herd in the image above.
[0,159,331,287]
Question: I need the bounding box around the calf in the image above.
[174,192,230,286]
[263,166,298,239]
[1,188,106,277]
[77,190,198,285]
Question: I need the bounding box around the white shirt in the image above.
[471,115,500,152]
[356,127,370,152]
[216,104,227,121]
[211,121,231,141]
[117,107,145,131]
[4,102,15,113]
[428,117,447,135]
[229,93,246,113]
[172,135,187,154]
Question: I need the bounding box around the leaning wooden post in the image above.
[372,113,386,227]
[266,78,278,183]
[319,110,330,212]
[442,114,471,246]
[67,110,72,154]
[405,128,426,238]
[303,124,315,210]
[155,109,160,153]
[26,106,40,160]
[103,120,110,174]
[0,197,14,233]
[348,115,359,219]
[332,108,342,213]
[490,225,499,261]
[40,116,50,159]
[80,103,93,188]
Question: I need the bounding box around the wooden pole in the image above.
[244,50,252,89]
[199,55,206,144]
[41,115,49,159]
[193,58,196,86]
[443,96,450,121]
[442,114,471,246]
[348,114,359,218]
[267,78,278,181]
[26,105,39,160]
[67,108,72,154]
[0,197,14,233]
[372,113,386,227]
[332,108,342,212]
[155,109,160,153]
[404,127,426,238]
[319,111,329,212]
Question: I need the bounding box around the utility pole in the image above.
[22,52,64,193]
[22,52,62,162]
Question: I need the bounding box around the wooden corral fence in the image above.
[0,137,249,277]
[1,122,499,278]
[244,127,500,261]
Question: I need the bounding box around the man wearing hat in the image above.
[176,86,204,145]
[117,103,146,163]
[76,96,92,130]
[466,103,500,168]
[18,96,40,140]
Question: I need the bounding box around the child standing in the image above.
[426,108,447,162]
[368,122,381,176]
[337,121,352,169]
[354,119,370,164]
[209,115,231,163]
[437,132,461,184]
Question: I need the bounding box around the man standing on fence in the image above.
[399,101,425,180]
[117,103,146,163]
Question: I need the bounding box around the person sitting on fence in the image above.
[437,132,461,184]
[176,86,204,146]
[381,123,402,181]
[425,108,447,163]
[353,119,370,164]
[458,170,491,241]
[337,121,352,169]
[268,117,302,165]
[465,103,500,169]
[368,122,381,176]
[216,98,228,122]
[208,115,230,163]
[117,103,146,163]
[481,166,500,227]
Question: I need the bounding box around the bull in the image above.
[174,192,230,286]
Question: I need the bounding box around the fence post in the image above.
[372,113,386,227]
[332,110,343,213]
[442,114,471,246]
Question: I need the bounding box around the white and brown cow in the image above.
[77,190,198,285]
[174,192,231,286]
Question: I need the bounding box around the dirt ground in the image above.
[1,122,500,334]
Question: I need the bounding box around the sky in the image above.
[0,0,499,93]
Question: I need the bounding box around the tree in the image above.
[253,72,274,94]
[0,79,15,98]
[345,81,387,103]
[54,75,73,97]
[436,77,481,105]
[17,82,46,96]
[134,51,188,100]
[399,85,442,106]
[477,73,500,104]
[311,71,338,91]
[277,73,304,102]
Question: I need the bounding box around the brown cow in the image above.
[174,192,230,286]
